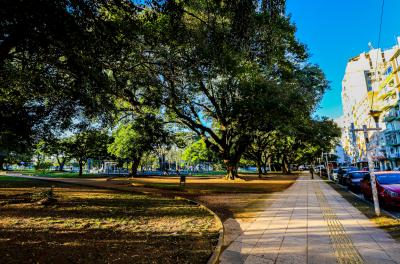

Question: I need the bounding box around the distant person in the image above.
[310,166,315,179]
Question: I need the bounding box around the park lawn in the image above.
[126,173,298,221]
[0,178,220,264]
[12,169,107,178]
[328,182,400,242]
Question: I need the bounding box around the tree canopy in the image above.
[1,0,341,178]
[108,114,169,176]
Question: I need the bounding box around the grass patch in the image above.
[0,178,219,264]
[328,182,400,241]
[12,169,108,178]
[124,173,298,221]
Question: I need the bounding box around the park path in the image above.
[219,175,400,264]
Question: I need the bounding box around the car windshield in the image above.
[377,174,400,185]
[350,172,368,178]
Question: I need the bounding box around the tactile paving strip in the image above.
[314,182,364,264]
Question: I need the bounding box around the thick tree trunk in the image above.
[78,160,83,176]
[261,161,268,175]
[130,158,141,177]
[256,160,262,178]
[224,159,238,180]
[59,162,65,171]
[57,157,65,171]
[0,157,4,171]
[281,160,289,174]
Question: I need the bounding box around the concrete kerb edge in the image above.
[174,196,225,264]
[6,173,225,264]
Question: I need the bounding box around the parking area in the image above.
[328,168,400,219]
[347,186,400,219]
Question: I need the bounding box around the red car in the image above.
[360,172,400,208]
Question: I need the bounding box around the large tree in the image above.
[0,101,36,170]
[243,131,276,177]
[109,0,327,179]
[1,1,331,180]
[108,114,169,176]
[66,130,111,176]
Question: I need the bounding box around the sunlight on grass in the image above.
[0,179,219,263]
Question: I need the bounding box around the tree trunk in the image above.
[0,157,4,171]
[281,154,291,174]
[57,157,65,171]
[130,158,141,177]
[281,160,289,174]
[59,162,65,171]
[224,159,238,180]
[78,160,83,176]
[261,161,268,175]
[256,160,262,178]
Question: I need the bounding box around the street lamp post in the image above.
[321,152,331,180]
[350,110,382,216]
[324,153,331,180]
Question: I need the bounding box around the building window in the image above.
[385,66,393,76]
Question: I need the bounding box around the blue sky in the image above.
[286,0,400,119]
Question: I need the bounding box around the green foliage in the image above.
[1,1,336,180]
[65,130,111,175]
[123,0,326,179]
[182,140,214,165]
[108,114,169,175]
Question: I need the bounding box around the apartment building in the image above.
[341,39,399,168]
[381,48,400,169]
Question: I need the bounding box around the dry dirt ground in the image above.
[115,173,298,248]
[0,177,220,264]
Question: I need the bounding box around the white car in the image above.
[314,165,325,173]
[331,169,339,181]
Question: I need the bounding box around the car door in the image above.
[361,174,372,197]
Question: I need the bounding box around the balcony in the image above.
[384,110,400,122]
[386,139,400,146]
[387,153,400,159]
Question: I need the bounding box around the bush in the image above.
[34,162,53,171]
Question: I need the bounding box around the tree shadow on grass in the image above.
[0,228,218,264]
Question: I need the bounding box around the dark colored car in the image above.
[360,172,400,208]
[345,171,369,192]
[338,167,358,185]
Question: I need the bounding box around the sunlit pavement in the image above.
[219,175,400,264]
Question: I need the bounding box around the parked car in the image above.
[337,167,355,185]
[361,166,380,172]
[360,172,400,208]
[331,169,339,181]
[345,171,369,192]
[314,165,325,174]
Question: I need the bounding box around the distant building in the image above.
[334,116,351,165]
[341,37,400,169]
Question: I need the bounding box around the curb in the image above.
[174,197,224,264]
[4,173,225,264]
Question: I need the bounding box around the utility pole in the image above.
[351,110,382,216]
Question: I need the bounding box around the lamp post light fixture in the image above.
[350,110,382,217]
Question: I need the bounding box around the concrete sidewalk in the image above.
[220,175,400,264]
